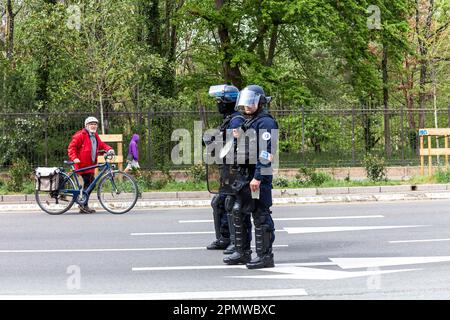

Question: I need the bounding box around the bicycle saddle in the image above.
[64,160,75,166]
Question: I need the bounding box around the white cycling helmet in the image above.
[84,116,99,127]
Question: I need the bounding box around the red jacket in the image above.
[67,129,112,174]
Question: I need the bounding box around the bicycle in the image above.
[35,150,139,215]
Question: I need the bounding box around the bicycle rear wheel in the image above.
[35,172,76,215]
[97,171,138,214]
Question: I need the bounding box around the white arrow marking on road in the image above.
[132,262,336,272]
[283,225,429,234]
[389,238,450,244]
[0,288,308,300]
[178,215,384,223]
[330,256,450,269]
[231,266,418,280]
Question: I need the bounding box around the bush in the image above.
[435,169,450,183]
[310,171,332,185]
[187,164,206,183]
[363,154,387,182]
[295,166,332,186]
[295,166,315,184]
[135,170,169,191]
[273,176,289,188]
[7,158,32,192]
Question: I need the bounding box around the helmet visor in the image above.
[208,85,227,97]
[209,85,238,103]
[235,89,261,113]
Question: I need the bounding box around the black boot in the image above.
[207,238,230,250]
[246,253,274,269]
[247,210,275,269]
[223,242,235,254]
[223,250,252,265]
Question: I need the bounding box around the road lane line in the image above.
[389,238,450,244]
[283,225,430,234]
[132,262,336,272]
[131,231,287,236]
[0,247,206,253]
[179,215,384,223]
[0,245,288,254]
[131,231,214,236]
[0,288,308,300]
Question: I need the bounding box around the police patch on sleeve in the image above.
[262,132,271,141]
[260,150,273,162]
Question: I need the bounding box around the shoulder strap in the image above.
[243,111,275,131]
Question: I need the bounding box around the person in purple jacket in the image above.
[125,134,140,173]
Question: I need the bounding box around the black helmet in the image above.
[235,84,272,114]
[209,84,239,114]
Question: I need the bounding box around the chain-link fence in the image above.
[1,107,449,170]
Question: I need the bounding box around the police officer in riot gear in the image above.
[206,84,245,254]
[223,84,278,269]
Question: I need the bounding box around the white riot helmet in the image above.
[84,116,99,133]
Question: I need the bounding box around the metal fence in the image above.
[1,107,449,170]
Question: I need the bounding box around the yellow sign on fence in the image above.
[96,134,124,172]
[419,128,450,175]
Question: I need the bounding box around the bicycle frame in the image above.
[61,161,116,206]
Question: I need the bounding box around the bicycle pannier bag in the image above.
[35,167,60,191]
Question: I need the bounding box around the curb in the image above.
[2,190,450,212]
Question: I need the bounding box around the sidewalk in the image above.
[2,184,450,212]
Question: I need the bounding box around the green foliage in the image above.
[7,158,32,192]
[273,176,289,188]
[363,154,387,182]
[434,169,450,184]
[310,171,333,186]
[187,164,206,183]
[295,166,332,186]
[0,117,42,166]
[135,170,170,191]
[0,0,448,172]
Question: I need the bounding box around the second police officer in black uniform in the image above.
[206,84,245,255]
[223,84,278,269]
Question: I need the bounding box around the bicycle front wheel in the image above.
[35,172,76,215]
[97,171,139,214]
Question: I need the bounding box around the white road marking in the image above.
[0,245,288,254]
[0,288,308,300]
[389,238,450,244]
[330,256,450,269]
[179,215,384,223]
[0,247,209,253]
[231,267,419,280]
[283,225,429,234]
[131,231,287,236]
[131,231,214,236]
[132,262,336,272]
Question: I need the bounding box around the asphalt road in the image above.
[1,200,450,299]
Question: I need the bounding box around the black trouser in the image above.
[81,173,95,205]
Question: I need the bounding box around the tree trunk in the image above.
[6,0,13,60]
[266,24,279,67]
[142,0,161,52]
[448,101,450,128]
[36,0,58,111]
[416,0,435,129]
[382,45,391,157]
[215,0,243,88]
